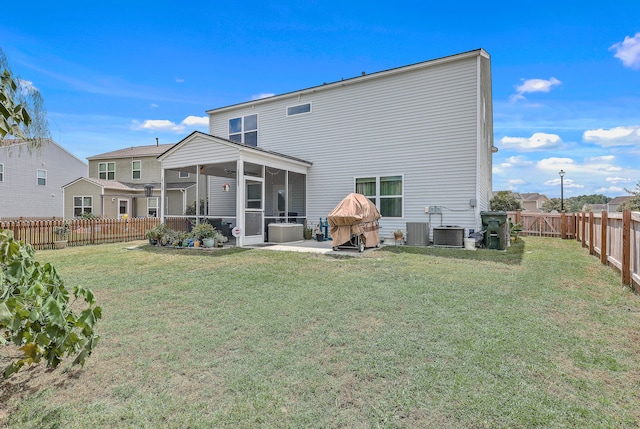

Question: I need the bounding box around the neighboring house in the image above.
[62,143,202,219]
[158,49,495,247]
[0,139,87,218]
[582,204,606,213]
[520,193,549,212]
[607,196,631,212]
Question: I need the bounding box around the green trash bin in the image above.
[480,211,508,250]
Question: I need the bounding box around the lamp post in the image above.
[144,184,154,198]
[559,170,565,212]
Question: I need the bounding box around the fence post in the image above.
[581,212,587,248]
[622,210,631,286]
[561,212,566,239]
[515,210,521,225]
[601,211,608,265]
[589,212,595,255]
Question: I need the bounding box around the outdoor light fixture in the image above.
[144,184,154,198]
[559,170,565,212]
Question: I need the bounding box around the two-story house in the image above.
[158,49,495,247]
[0,139,87,218]
[62,143,201,219]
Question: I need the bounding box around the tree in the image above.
[490,191,522,211]
[0,230,101,378]
[618,181,640,211]
[0,47,50,148]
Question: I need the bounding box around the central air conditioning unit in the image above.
[432,226,464,247]
[406,222,429,246]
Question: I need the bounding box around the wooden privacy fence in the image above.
[507,210,639,292]
[507,211,577,239]
[0,217,190,250]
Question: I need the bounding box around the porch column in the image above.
[160,168,166,223]
[236,159,245,247]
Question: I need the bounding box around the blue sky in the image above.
[2,1,639,198]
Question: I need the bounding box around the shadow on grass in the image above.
[137,244,251,258]
[380,237,525,265]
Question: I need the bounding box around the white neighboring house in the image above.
[159,49,495,246]
[0,139,87,218]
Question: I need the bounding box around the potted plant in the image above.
[393,229,404,240]
[303,225,313,240]
[192,222,216,248]
[214,230,228,248]
[53,221,71,249]
[145,223,167,245]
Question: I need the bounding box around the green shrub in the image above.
[0,230,101,378]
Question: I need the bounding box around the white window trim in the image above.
[179,171,190,178]
[286,102,312,117]
[147,197,158,217]
[99,162,116,180]
[229,113,259,145]
[0,163,4,182]
[37,169,47,186]
[132,160,141,180]
[354,174,404,219]
[73,196,93,217]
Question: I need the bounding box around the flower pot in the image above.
[202,238,215,248]
[193,240,201,248]
[53,240,68,249]
[316,233,324,242]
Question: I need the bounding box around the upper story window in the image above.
[229,114,258,146]
[132,160,141,179]
[287,103,311,116]
[355,175,403,218]
[99,162,115,180]
[0,163,3,182]
[179,171,190,178]
[37,169,47,186]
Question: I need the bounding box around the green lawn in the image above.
[2,237,639,428]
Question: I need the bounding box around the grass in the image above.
[1,237,640,428]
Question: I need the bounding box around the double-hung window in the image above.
[147,197,158,217]
[355,175,403,218]
[73,196,93,217]
[229,114,258,146]
[132,160,141,179]
[99,162,115,180]
[37,169,47,186]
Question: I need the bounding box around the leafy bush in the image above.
[0,230,101,378]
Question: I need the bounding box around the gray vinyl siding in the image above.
[63,181,102,219]
[0,141,87,218]
[161,135,241,170]
[209,53,486,236]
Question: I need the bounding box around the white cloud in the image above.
[509,77,561,102]
[583,126,640,147]
[586,155,615,162]
[134,119,184,132]
[537,157,575,171]
[596,186,624,193]
[500,133,562,151]
[132,115,209,133]
[250,93,275,101]
[508,179,526,185]
[176,78,185,83]
[181,115,208,126]
[544,178,583,189]
[605,177,631,183]
[151,103,159,108]
[610,32,640,70]
[499,156,533,168]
